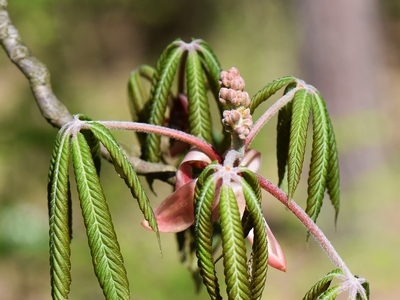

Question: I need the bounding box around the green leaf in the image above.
[146,44,183,162]
[48,126,72,300]
[194,169,221,300]
[302,269,343,300]
[127,65,154,123]
[87,122,160,249]
[75,114,102,175]
[318,285,341,300]
[276,95,293,188]
[71,132,130,300]
[196,39,222,102]
[196,40,230,149]
[305,92,330,225]
[219,185,251,300]
[276,83,297,189]
[186,50,213,143]
[250,76,296,113]
[316,92,340,224]
[240,171,268,300]
[239,167,262,237]
[287,89,312,201]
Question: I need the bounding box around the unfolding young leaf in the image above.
[240,171,268,299]
[88,122,160,249]
[250,76,296,113]
[146,44,183,162]
[314,91,340,224]
[287,88,312,202]
[48,126,72,300]
[194,170,221,300]
[127,65,154,123]
[318,285,341,300]
[71,132,130,299]
[196,40,229,149]
[186,50,213,143]
[305,92,330,224]
[196,39,222,102]
[127,65,155,145]
[219,186,251,300]
[302,269,343,300]
[276,100,293,188]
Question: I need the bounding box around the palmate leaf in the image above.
[302,268,343,300]
[71,132,130,299]
[48,126,72,300]
[250,76,296,114]
[287,88,312,201]
[219,186,251,300]
[186,50,213,143]
[240,168,268,300]
[87,122,160,248]
[305,92,330,225]
[194,167,221,300]
[146,43,183,162]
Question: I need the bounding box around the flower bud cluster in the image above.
[219,67,252,140]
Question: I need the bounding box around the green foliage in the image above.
[303,270,370,300]
[72,132,130,299]
[127,39,223,163]
[87,121,160,247]
[127,65,155,144]
[250,76,296,113]
[186,50,213,143]
[194,167,221,299]
[305,92,331,225]
[48,126,72,300]
[287,88,312,202]
[146,45,182,162]
[240,169,268,299]
[302,269,343,300]
[43,38,368,299]
[47,118,160,298]
[267,82,341,226]
[219,186,251,299]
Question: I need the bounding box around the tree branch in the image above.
[0,0,176,181]
[0,0,73,127]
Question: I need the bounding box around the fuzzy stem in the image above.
[85,120,223,163]
[245,87,298,149]
[231,132,245,158]
[256,174,354,279]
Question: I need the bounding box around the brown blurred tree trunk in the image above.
[300,0,386,183]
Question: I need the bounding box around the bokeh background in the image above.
[1,0,399,299]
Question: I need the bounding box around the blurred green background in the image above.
[1,0,400,299]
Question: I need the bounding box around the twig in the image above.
[0,0,177,180]
[0,0,73,128]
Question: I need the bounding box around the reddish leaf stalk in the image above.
[256,174,354,278]
[86,120,223,163]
